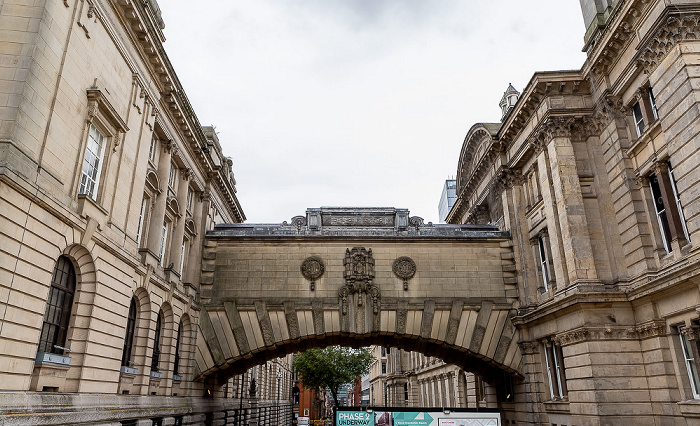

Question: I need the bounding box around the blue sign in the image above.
[336,411,374,426]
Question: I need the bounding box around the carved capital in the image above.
[635,320,667,340]
[681,326,700,342]
[497,168,524,190]
[517,341,540,355]
[541,117,575,140]
[652,161,669,176]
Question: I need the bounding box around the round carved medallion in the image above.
[301,256,325,290]
[393,256,416,290]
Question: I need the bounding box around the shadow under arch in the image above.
[199,332,522,388]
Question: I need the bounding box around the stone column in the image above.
[168,168,190,279]
[447,372,455,407]
[145,141,173,265]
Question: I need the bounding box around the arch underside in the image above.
[195,298,522,384]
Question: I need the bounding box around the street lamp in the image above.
[277,372,283,426]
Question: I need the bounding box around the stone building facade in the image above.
[0,0,291,424]
[446,0,700,424]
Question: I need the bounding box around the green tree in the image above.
[292,346,374,407]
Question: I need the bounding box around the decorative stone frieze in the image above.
[554,326,638,346]
[635,320,667,339]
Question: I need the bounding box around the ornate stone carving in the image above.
[408,216,425,229]
[323,215,393,227]
[392,256,416,290]
[339,247,380,315]
[540,117,575,140]
[554,326,638,346]
[635,320,667,339]
[290,215,306,231]
[638,13,700,74]
[517,341,540,355]
[497,168,524,191]
[300,256,325,291]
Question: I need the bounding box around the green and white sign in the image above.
[336,411,374,426]
[393,411,435,426]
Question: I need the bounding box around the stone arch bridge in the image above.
[195,208,521,385]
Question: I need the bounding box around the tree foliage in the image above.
[292,346,374,405]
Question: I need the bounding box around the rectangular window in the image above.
[680,330,700,399]
[159,222,168,266]
[168,165,176,188]
[543,342,567,399]
[186,188,192,212]
[381,361,386,374]
[649,173,673,253]
[649,87,659,120]
[632,101,645,137]
[136,198,147,246]
[538,236,549,291]
[79,124,105,199]
[669,164,691,243]
[149,136,156,162]
[179,242,186,276]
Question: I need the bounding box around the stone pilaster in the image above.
[145,141,173,266]
[542,117,599,286]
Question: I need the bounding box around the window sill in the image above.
[77,193,108,220]
[120,366,138,376]
[627,120,662,158]
[149,371,163,380]
[678,399,700,417]
[543,398,570,412]
[35,351,71,367]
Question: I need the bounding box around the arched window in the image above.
[173,321,182,376]
[121,298,137,367]
[151,311,163,372]
[38,256,76,355]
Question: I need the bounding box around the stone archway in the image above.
[195,208,520,386]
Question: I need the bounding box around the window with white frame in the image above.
[648,162,690,253]
[136,197,148,246]
[649,173,673,253]
[168,164,176,189]
[679,329,700,399]
[632,101,645,137]
[669,163,691,243]
[543,341,567,400]
[179,241,186,276]
[158,221,168,266]
[538,235,550,291]
[148,136,156,163]
[79,124,106,199]
[649,87,659,120]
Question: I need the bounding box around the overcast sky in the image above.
[162,1,587,224]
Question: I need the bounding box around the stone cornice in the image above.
[112,0,245,223]
[498,73,588,146]
[637,11,700,74]
[584,0,655,81]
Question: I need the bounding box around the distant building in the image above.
[438,179,457,223]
